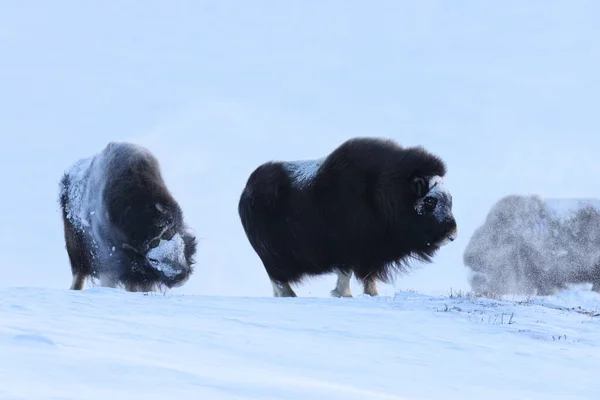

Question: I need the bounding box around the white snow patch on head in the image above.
[146,233,187,278]
[415,175,454,223]
[283,157,325,188]
[427,176,451,198]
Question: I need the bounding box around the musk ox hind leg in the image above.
[270,278,297,297]
[61,199,93,290]
[330,268,353,298]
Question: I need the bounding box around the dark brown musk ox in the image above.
[59,142,197,292]
[238,137,458,297]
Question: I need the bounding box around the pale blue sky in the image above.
[1,1,598,297]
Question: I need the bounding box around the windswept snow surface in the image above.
[1,287,599,400]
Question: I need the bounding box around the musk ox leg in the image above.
[62,213,92,291]
[592,282,600,294]
[70,273,86,290]
[362,275,379,296]
[270,279,297,297]
[330,268,353,298]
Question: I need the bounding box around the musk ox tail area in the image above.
[238,161,312,292]
[239,162,293,208]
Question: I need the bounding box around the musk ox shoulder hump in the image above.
[282,157,326,188]
[325,136,447,179]
[103,141,160,167]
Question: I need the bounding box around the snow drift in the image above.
[1,287,599,399]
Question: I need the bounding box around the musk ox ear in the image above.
[411,176,428,198]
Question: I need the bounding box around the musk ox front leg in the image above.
[361,275,379,296]
[330,268,353,298]
[70,273,86,291]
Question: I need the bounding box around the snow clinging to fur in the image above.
[61,151,113,261]
[61,158,95,229]
[415,175,454,223]
[146,233,187,278]
[284,157,325,187]
[427,176,450,198]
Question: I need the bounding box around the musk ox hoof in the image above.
[271,280,297,297]
[330,288,353,298]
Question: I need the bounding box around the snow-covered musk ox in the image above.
[464,194,600,296]
[238,137,458,297]
[59,142,197,292]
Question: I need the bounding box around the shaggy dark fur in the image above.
[238,137,458,297]
[59,142,197,292]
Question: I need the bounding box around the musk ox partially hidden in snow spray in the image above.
[464,195,600,296]
[59,142,197,292]
[238,137,458,297]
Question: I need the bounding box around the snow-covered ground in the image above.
[1,286,599,399]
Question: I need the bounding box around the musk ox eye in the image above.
[148,238,160,249]
[423,197,437,210]
[161,228,176,241]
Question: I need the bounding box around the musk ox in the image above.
[59,142,197,292]
[238,137,458,297]
[464,194,600,296]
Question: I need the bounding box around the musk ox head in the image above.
[116,202,179,253]
[115,202,196,288]
[410,175,457,248]
[124,230,196,288]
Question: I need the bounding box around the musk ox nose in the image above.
[447,230,457,241]
[446,219,458,242]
